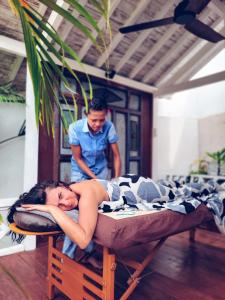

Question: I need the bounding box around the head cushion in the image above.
[13,208,60,232]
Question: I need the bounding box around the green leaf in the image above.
[89,0,105,15]
[0,214,3,224]
[14,0,41,125]
[27,6,93,112]
[24,8,83,63]
[66,0,100,33]
[9,0,110,135]
[38,0,98,45]
[0,82,25,103]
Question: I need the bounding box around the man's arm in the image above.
[71,145,97,179]
[110,143,121,177]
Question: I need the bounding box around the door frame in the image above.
[38,72,153,181]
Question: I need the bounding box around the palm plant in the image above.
[8,0,111,135]
[189,157,208,175]
[207,148,225,176]
[0,82,25,103]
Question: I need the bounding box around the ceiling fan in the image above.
[119,0,224,43]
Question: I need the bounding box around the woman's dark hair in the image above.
[88,98,108,113]
[7,180,70,224]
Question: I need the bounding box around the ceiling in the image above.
[0,0,225,97]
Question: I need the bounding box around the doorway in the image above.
[38,75,153,182]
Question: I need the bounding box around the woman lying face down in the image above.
[8,179,109,249]
[8,175,170,249]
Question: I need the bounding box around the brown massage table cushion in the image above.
[13,205,213,250]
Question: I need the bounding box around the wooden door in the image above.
[38,75,153,182]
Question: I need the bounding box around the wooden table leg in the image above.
[102,247,116,300]
[47,235,56,300]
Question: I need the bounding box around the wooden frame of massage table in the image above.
[9,223,196,300]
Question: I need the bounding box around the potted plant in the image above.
[189,157,208,175]
[207,148,225,176]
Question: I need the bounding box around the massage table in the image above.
[9,204,213,300]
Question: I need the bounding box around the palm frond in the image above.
[8,0,109,134]
[89,0,112,69]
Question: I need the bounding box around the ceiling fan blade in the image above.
[185,19,225,43]
[119,17,174,34]
[185,0,211,14]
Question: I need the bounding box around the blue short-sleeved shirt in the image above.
[69,118,119,177]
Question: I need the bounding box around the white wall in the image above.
[0,103,25,197]
[0,103,27,256]
[153,49,225,180]
[153,96,200,179]
[155,116,198,179]
[199,112,225,155]
[0,70,38,252]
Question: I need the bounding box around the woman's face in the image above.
[87,109,107,133]
[46,186,78,211]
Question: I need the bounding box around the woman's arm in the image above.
[52,200,98,249]
[110,143,121,177]
[71,145,97,179]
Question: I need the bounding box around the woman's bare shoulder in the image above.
[70,180,98,190]
[70,180,109,201]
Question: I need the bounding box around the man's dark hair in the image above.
[88,98,108,113]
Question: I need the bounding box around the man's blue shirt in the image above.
[69,118,119,177]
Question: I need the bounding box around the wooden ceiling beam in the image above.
[160,23,225,85]
[37,3,48,16]
[7,3,48,84]
[171,38,225,84]
[142,30,191,83]
[129,25,177,79]
[43,0,70,42]
[143,9,211,84]
[96,0,151,68]
[0,3,47,57]
[79,0,120,60]
[54,56,157,94]
[209,0,225,17]
[113,1,175,73]
[55,0,88,51]
[0,35,26,57]
[7,56,24,82]
[0,34,157,94]
[48,0,69,27]
[156,70,225,97]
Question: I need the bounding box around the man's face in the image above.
[87,109,107,133]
